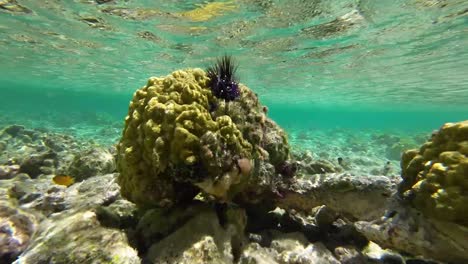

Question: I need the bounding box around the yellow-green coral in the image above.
[117,68,290,208]
[400,120,468,225]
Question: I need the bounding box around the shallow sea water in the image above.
[1,0,467,150]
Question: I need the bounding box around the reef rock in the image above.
[1,170,138,264]
[116,68,291,208]
[11,174,121,216]
[136,202,210,249]
[240,232,340,264]
[144,203,246,263]
[65,147,116,181]
[0,164,19,179]
[355,199,468,263]
[0,125,113,181]
[14,210,140,264]
[0,201,37,263]
[275,173,396,221]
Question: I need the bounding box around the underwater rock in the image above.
[7,174,66,214]
[60,174,120,211]
[399,120,468,226]
[136,202,210,250]
[241,232,340,264]
[0,169,137,263]
[0,125,105,180]
[293,150,350,175]
[11,174,120,216]
[116,68,291,208]
[243,195,375,260]
[65,147,116,181]
[303,159,342,174]
[239,242,278,263]
[2,125,24,137]
[0,201,37,263]
[14,210,140,264]
[362,241,405,264]
[95,198,138,229]
[144,204,246,263]
[19,150,57,178]
[276,241,340,264]
[275,173,396,221]
[312,205,338,230]
[0,164,19,179]
[325,218,369,252]
[355,199,468,264]
[333,245,367,264]
[257,208,323,242]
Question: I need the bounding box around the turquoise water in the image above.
[1,0,467,144]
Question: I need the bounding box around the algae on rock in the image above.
[116,68,290,208]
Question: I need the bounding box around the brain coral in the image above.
[116,68,290,208]
[399,120,468,225]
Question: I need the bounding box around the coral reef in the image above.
[399,121,468,225]
[1,123,465,263]
[116,68,290,208]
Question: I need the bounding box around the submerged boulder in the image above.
[143,203,246,264]
[65,147,116,181]
[116,68,291,208]
[0,202,37,263]
[14,210,140,264]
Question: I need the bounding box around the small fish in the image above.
[52,175,75,187]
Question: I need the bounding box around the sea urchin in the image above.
[206,55,240,101]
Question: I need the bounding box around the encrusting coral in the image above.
[399,120,468,226]
[116,66,290,208]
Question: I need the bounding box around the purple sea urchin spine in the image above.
[206,55,240,101]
